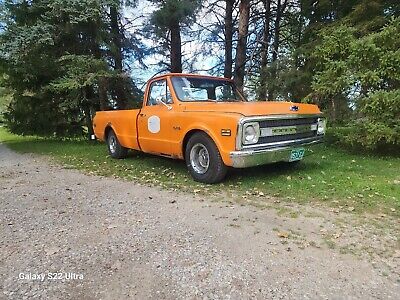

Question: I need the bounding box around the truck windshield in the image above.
[171,77,246,102]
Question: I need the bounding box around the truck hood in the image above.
[182,101,321,116]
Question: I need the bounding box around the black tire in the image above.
[185,132,227,184]
[107,129,128,159]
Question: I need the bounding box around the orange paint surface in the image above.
[93,73,322,166]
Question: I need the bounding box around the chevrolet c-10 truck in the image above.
[93,73,326,183]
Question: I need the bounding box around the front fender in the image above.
[181,115,240,166]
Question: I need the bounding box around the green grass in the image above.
[0,127,399,216]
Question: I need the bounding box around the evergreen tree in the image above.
[234,0,250,91]
[0,0,144,136]
[148,0,202,73]
[310,18,400,150]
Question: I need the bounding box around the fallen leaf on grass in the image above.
[333,233,341,239]
[277,231,289,238]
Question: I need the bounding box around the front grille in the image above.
[242,117,320,148]
[258,131,316,144]
[259,117,318,128]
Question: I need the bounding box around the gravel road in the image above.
[0,144,399,299]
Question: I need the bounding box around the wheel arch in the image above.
[104,123,115,140]
[182,127,223,160]
[182,127,228,184]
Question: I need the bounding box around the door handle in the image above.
[139,113,146,117]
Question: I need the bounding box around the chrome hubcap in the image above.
[190,143,210,174]
[109,136,117,153]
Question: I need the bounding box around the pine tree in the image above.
[0,0,144,136]
[148,0,202,73]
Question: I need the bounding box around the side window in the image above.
[147,79,172,106]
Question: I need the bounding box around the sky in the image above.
[124,0,224,89]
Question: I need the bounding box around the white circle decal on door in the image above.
[148,116,161,133]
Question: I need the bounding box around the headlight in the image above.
[317,118,326,135]
[242,122,260,145]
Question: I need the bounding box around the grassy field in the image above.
[0,127,399,217]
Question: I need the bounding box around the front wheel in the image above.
[185,132,227,184]
[107,129,128,159]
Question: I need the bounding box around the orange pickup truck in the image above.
[93,73,325,183]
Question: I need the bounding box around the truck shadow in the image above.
[2,137,325,185]
[127,149,325,184]
[226,160,324,183]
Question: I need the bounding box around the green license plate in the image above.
[289,148,305,162]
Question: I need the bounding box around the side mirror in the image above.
[156,96,172,110]
[155,96,164,105]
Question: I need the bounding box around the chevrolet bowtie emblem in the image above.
[290,105,299,111]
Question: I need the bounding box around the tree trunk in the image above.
[170,20,183,73]
[331,97,336,122]
[98,77,108,110]
[110,6,123,71]
[110,5,128,109]
[224,0,234,79]
[83,87,95,138]
[86,19,108,111]
[267,0,287,100]
[234,0,251,92]
[258,0,271,100]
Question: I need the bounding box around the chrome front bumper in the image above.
[230,138,323,168]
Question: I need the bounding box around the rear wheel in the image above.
[107,129,128,159]
[185,132,227,184]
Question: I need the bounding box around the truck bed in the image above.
[93,109,140,151]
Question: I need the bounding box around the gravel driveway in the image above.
[0,144,398,299]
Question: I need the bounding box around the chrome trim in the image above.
[242,122,260,145]
[190,143,210,174]
[236,114,323,151]
[242,136,323,150]
[260,124,316,137]
[317,117,327,135]
[236,118,244,150]
[230,139,322,168]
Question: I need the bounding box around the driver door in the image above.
[137,79,174,155]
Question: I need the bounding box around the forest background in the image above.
[0,0,399,153]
